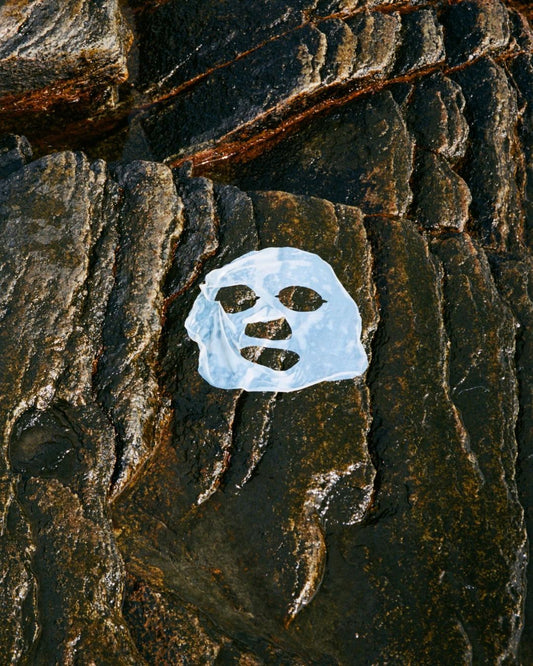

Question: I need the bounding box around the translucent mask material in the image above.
[185,247,368,392]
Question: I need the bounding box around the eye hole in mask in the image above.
[215,284,258,313]
[277,286,326,312]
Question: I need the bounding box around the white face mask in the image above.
[185,247,368,392]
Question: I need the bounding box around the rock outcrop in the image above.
[1,0,533,663]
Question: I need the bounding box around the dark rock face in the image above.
[1,0,533,664]
[0,134,32,179]
[0,0,132,142]
[116,189,377,662]
[0,152,141,664]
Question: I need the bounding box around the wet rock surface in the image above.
[1,0,533,664]
[0,0,132,139]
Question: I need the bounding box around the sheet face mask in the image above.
[185,247,368,392]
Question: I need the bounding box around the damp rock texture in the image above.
[0,152,181,664]
[0,0,132,139]
[1,0,533,664]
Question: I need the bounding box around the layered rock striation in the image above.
[1,0,533,663]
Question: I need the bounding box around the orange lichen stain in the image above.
[509,1,533,20]
[91,348,104,377]
[0,63,128,114]
[129,0,174,15]
[127,557,166,589]
[174,46,527,178]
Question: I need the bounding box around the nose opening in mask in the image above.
[244,317,292,340]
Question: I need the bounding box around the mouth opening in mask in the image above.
[240,346,300,371]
